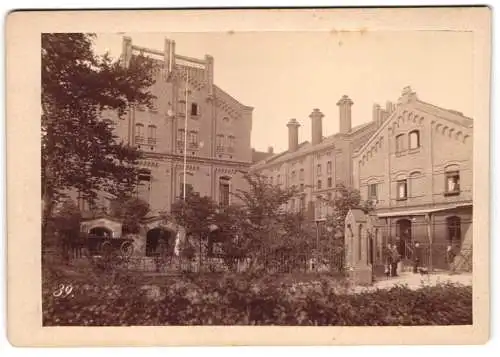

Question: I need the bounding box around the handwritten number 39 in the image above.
[53,284,73,298]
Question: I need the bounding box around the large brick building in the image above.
[250,95,394,221]
[351,86,473,271]
[78,37,254,215]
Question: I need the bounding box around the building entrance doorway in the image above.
[396,219,412,259]
[146,228,174,257]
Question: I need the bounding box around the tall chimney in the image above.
[287,118,301,152]
[268,146,274,154]
[386,101,395,114]
[309,108,324,145]
[121,36,132,68]
[337,95,353,134]
[373,104,382,126]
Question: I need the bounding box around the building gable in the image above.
[355,91,473,162]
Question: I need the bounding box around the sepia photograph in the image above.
[6,7,491,346]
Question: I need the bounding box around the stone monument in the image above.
[344,208,373,286]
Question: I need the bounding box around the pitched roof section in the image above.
[252,120,376,169]
[353,88,473,158]
[251,150,274,163]
[214,85,254,112]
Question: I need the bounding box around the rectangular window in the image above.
[147,125,157,144]
[188,131,198,148]
[290,199,295,212]
[396,180,407,200]
[277,174,281,185]
[135,124,144,143]
[300,183,304,192]
[317,179,322,190]
[191,103,199,116]
[180,182,194,198]
[216,135,224,151]
[177,129,185,147]
[445,171,460,196]
[368,183,378,199]
[291,170,296,182]
[219,181,230,207]
[327,161,332,174]
[327,177,333,188]
[317,164,322,177]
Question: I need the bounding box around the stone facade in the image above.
[250,95,385,221]
[353,87,473,271]
[77,36,254,215]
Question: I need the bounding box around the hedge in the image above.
[42,271,472,326]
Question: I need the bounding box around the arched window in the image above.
[444,165,460,196]
[219,176,231,207]
[395,134,406,153]
[408,171,422,198]
[409,130,420,150]
[396,179,408,200]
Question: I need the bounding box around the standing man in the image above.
[412,242,422,273]
[391,244,401,277]
[447,244,457,275]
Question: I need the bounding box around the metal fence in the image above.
[67,247,346,275]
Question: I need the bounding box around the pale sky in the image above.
[93,31,474,153]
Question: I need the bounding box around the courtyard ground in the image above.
[363,271,473,292]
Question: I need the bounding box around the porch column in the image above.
[425,213,433,272]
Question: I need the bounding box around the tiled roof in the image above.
[252,120,376,168]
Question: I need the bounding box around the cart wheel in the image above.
[120,241,134,257]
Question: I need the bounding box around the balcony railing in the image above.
[147,137,157,145]
[216,145,225,152]
[188,142,199,149]
[135,136,145,144]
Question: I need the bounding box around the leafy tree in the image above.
[321,183,374,235]
[217,173,311,270]
[41,33,156,237]
[51,199,82,240]
[170,188,218,258]
[109,196,150,234]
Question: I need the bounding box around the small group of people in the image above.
[384,244,401,277]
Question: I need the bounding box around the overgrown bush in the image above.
[43,273,472,326]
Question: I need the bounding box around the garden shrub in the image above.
[43,272,472,326]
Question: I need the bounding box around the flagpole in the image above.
[183,70,189,201]
[175,68,189,258]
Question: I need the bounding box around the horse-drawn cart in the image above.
[79,216,134,257]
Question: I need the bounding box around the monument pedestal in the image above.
[347,264,373,286]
